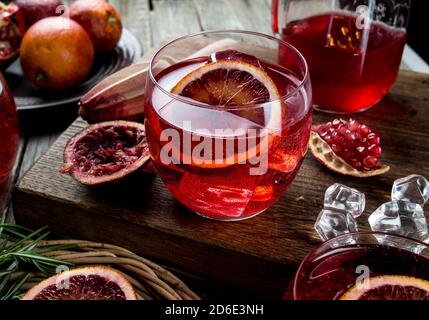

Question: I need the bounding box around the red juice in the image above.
[292,243,429,300]
[144,56,312,220]
[281,12,407,113]
[0,74,19,212]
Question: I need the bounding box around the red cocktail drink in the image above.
[144,31,312,221]
[280,12,406,113]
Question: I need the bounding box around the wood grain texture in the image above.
[193,0,244,30]
[13,70,429,298]
[151,0,202,45]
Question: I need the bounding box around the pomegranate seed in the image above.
[356,146,366,159]
[349,158,362,170]
[367,132,380,145]
[359,125,370,135]
[368,144,382,157]
[349,119,359,131]
[363,156,379,169]
[332,119,341,126]
[331,144,342,154]
[342,149,352,160]
[314,118,383,171]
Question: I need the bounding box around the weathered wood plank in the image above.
[193,0,243,30]
[151,0,202,45]
[229,0,272,34]
[19,133,61,177]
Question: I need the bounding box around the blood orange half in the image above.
[170,57,282,169]
[340,275,429,300]
[21,266,137,300]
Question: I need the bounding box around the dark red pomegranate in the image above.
[310,118,390,177]
[0,1,25,70]
[61,121,151,186]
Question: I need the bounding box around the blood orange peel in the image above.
[341,275,429,300]
[21,266,137,300]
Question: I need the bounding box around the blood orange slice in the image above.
[340,275,429,300]
[170,56,282,169]
[171,59,280,107]
[21,266,137,300]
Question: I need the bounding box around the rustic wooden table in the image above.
[6,0,429,298]
[11,0,427,209]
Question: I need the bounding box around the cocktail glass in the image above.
[144,30,312,221]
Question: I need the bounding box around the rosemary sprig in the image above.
[0,215,74,300]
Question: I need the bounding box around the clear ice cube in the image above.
[314,208,358,241]
[324,183,365,218]
[391,175,429,206]
[368,201,428,242]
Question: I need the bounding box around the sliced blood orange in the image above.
[171,59,280,107]
[341,275,429,300]
[170,56,282,169]
[21,266,137,300]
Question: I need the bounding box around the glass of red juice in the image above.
[144,31,312,221]
[272,0,409,113]
[0,73,19,214]
[290,232,429,300]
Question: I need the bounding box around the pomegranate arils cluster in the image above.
[314,119,383,171]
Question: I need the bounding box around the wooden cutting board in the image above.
[13,70,429,299]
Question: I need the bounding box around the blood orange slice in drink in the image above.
[340,275,429,300]
[170,55,282,169]
[21,266,137,300]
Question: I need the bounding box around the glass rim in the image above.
[148,29,310,111]
[292,231,429,300]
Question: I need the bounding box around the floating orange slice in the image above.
[170,58,282,169]
[341,275,429,300]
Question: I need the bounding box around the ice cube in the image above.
[324,183,365,218]
[391,175,429,206]
[368,201,428,242]
[314,208,358,241]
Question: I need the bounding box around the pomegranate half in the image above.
[310,119,390,177]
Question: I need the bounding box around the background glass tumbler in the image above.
[290,232,429,300]
[0,73,19,214]
[272,0,410,113]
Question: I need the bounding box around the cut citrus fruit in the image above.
[61,121,150,186]
[171,59,280,106]
[21,266,137,300]
[170,54,283,169]
[341,275,429,300]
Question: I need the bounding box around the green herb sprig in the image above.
[0,215,73,300]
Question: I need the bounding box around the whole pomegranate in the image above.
[20,17,94,90]
[70,0,122,52]
[0,1,25,70]
[14,0,63,29]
